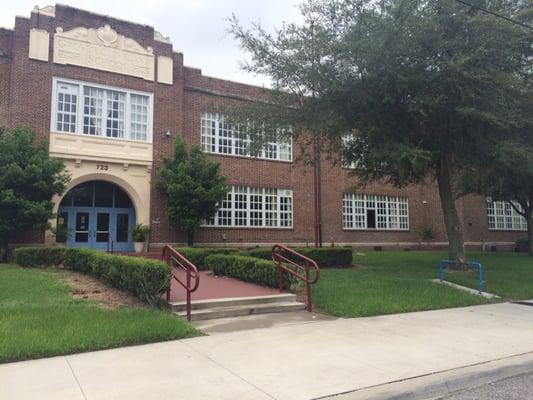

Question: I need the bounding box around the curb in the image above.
[318,352,533,400]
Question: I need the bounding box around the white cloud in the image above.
[1,1,303,86]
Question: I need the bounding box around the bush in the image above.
[515,238,529,253]
[14,247,66,267]
[14,247,170,304]
[206,254,292,289]
[174,247,239,269]
[244,246,353,267]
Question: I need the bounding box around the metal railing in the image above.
[438,260,484,294]
[163,246,200,321]
[272,244,320,312]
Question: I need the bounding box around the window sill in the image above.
[51,130,152,145]
[343,228,410,232]
[201,225,294,231]
[487,229,527,232]
[203,151,293,164]
[49,131,153,165]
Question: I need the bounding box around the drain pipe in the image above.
[313,136,323,248]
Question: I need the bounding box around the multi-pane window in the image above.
[487,200,527,231]
[200,112,292,161]
[52,78,153,142]
[343,194,409,230]
[56,83,78,133]
[83,86,104,136]
[205,186,293,228]
[130,94,149,141]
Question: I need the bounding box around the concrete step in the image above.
[169,293,297,312]
[174,301,306,321]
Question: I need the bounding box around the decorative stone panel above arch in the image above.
[53,24,155,81]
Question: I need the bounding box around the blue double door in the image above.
[58,181,136,252]
[59,207,135,252]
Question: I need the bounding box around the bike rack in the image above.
[438,260,484,294]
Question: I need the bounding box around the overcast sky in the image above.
[1,1,304,87]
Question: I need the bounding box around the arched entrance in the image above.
[58,181,136,252]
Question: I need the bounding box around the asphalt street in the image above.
[439,372,533,400]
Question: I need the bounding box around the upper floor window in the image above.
[343,194,409,230]
[204,185,293,228]
[201,112,292,162]
[487,199,527,231]
[52,78,153,143]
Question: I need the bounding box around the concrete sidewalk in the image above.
[3,302,533,400]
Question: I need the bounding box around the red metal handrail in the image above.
[272,244,320,312]
[163,245,200,321]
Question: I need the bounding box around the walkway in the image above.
[166,269,281,302]
[4,302,533,400]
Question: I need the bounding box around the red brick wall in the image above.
[4,5,527,249]
[0,28,13,127]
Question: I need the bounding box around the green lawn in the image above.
[313,251,533,317]
[0,264,199,363]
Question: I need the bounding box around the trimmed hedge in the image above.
[206,254,292,289]
[245,247,353,267]
[14,247,170,304]
[174,247,239,269]
[14,247,66,268]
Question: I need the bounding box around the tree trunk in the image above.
[435,153,465,262]
[0,232,9,263]
[187,229,194,247]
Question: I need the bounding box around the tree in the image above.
[0,127,69,261]
[229,0,532,261]
[462,133,533,256]
[155,136,227,246]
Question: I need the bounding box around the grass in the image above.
[313,251,533,318]
[0,264,199,363]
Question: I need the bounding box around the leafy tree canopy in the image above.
[0,127,69,260]
[229,0,532,260]
[155,136,227,245]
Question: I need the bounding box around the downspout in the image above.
[313,136,323,248]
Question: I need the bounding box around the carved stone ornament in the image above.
[154,30,172,44]
[32,5,56,17]
[53,25,155,81]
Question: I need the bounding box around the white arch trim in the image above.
[51,173,148,226]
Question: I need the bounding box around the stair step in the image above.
[174,301,306,321]
[169,293,297,312]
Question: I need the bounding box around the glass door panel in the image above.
[96,213,110,243]
[116,213,129,242]
[75,212,90,242]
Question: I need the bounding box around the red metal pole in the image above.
[278,259,284,293]
[186,269,191,321]
[313,140,319,248]
[165,252,171,301]
[306,267,312,312]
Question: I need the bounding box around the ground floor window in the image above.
[204,186,293,228]
[487,199,527,231]
[343,194,409,230]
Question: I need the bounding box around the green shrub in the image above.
[14,247,170,304]
[244,246,352,267]
[515,238,529,252]
[174,247,239,269]
[206,254,292,289]
[14,247,66,267]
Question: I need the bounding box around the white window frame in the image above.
[204,186,293,229]
[51,77,154,143]
[343,193,409,230]
[200,112,292,162]
[487,199,527,231]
